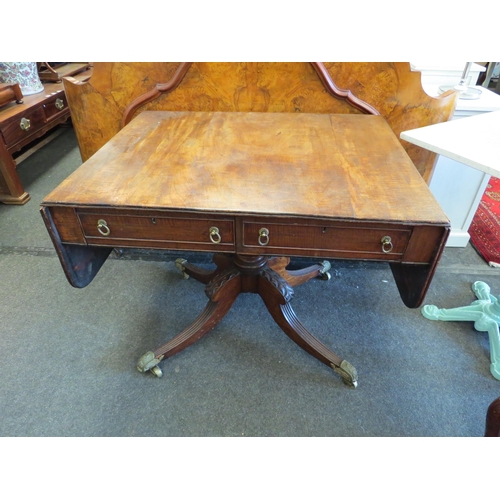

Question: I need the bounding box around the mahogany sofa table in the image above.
[41,111,450,387]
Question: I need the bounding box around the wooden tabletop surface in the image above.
[43,111,448,224]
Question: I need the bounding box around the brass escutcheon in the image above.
[381,236,393,253]
[258,228,270,246]
[20,117,30,131]
[209,226,221,244]
[97,219,110,236]
[55,98,65,110]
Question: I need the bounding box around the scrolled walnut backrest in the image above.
[63,62,458,182]
[120,62,380,128]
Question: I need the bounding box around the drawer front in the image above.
[0,107,46,147]
[241,221,411,260]
[43,93,68,121]
[77,212,235,251]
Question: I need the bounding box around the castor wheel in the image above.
[151,366,163,378]
[175,258,190,279]
[318,260,332,280]
[137,351,164,376]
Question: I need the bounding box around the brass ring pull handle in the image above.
[258,228,270,246]
[55,98,65,110]
[381,236,393,253]
[209,226,221,244]
[97,219,111,236]
[20,117,31,131]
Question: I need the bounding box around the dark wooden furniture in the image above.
[0,82,70,204]
[37,63,91,83]
[41,111,450,387]
[0,69,92,205]
[0,83,23,108]
[485,396,500,436]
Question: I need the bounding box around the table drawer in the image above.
[77,211,235,251]
[0,107,46,148]
[241,221,411,260]
[42,92,68,121]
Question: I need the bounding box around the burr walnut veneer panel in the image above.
[63,62,458,182]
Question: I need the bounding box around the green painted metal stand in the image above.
[422,281,500,381]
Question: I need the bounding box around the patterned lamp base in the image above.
[0,62,44,96]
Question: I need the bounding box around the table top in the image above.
[43,111,447,225]
[401,109,500,178]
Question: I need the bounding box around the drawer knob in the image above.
[20,117,31,131]
[97,219,111,236]
[209,226,221,244]
[381,236,393,253]
[55,98,65,110]
[258,228,270,246]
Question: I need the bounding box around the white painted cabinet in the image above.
[410,62,500,247]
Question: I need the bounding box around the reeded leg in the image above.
[268,257,331,287]
[175,254,232,283]
[139,254,359,387]
[257,267,358,387]
[137,266,241,376]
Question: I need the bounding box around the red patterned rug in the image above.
[469,176,500,267]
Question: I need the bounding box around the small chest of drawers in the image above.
[0,85,70,155]
[0,80,86,205]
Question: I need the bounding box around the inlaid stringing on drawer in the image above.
[77,212,235,249]
[241,221,411,258]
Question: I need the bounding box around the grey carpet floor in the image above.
[1,127,499,437]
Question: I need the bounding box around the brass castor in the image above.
[175,258,190,279]
[137,351,164,377]
[318,260,332,280]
